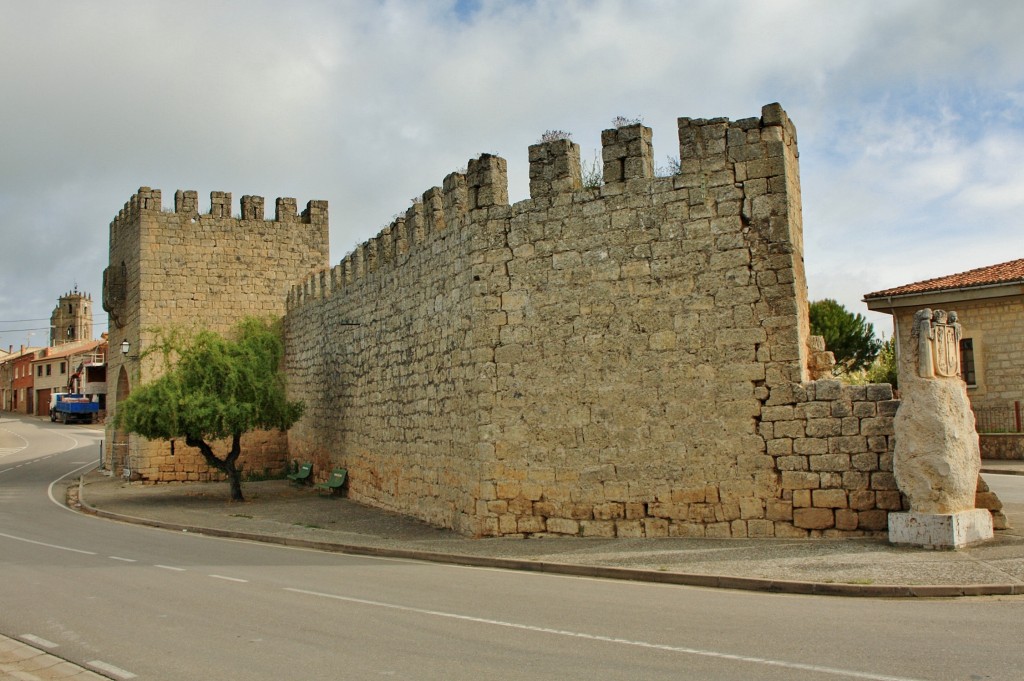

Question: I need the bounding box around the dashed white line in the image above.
[88,660,137,679]
[154,564,186,572]
[0,530,97,555]
[109,556,137,562]
[209,574,249,583]
[283,588,929,681]
[19,634,58,649]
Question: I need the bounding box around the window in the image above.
[60,362,66,374]
[36,365,42,377]
[960,338,976,387]
[46,364,51,376]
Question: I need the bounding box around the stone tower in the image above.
[102,188,329,481]
[50,288,93,345]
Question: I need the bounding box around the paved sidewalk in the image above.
[68,465,1024,599]
[0,635,109,681]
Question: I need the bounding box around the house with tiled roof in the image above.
[29,338,107,418]
[864,258,1024,440]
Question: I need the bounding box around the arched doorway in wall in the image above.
[113,366,131,475]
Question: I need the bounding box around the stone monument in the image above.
[889,309,993,548]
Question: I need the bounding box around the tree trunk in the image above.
[185,433,246,502]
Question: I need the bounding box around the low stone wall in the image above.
[981,434,1024,460]
[763,380,900,537]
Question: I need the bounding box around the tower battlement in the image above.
[110,187,328,234]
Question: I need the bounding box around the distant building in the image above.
[50,288,93,346]
[0,346,42,412]
[864,258,1024,430]
[30,339,107,418]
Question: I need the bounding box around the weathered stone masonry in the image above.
[284,103,902,538]
[103,189,329,481]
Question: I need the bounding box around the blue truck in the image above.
[49,393,99,424]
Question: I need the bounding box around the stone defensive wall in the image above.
[283,103,902,537]
[104,188,329,483]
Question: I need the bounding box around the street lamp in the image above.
[120,340,138,359]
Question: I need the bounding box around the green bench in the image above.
[287,461,313,484]
[316,468,347,496]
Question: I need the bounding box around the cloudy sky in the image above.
[2,0,1021,352]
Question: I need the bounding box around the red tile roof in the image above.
[864,258,1024,299]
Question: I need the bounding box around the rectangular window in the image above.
[36,365,42,377]
[60,362,66,374]
[46,364,51,376]
[960,338,976,387]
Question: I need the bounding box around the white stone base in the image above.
[888,509,994,550]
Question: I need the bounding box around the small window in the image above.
[60,362,66,374]
[36,365,42,377]
[46,364,51,376]
[960,338,976,387]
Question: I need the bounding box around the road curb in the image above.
[982,467,1024,477]
[73,479,1024,599]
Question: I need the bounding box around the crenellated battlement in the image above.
[287,103,799,315]
[109,187,328,234]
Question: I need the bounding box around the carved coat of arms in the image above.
[912,308,962,379]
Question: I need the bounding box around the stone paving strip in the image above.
[0,635,112,681]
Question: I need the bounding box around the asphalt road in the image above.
[2,414,1023,681]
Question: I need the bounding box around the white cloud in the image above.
[0,0,1022,350]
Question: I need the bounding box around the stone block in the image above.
[670,522,706,538]
[793,507,834,530]
[774,522,808,538]
[849,490,876,510]
[809,453,850,472]
[781,471,820,489]
[875,490,903,511]
[792,489,811,508]
[871,472,898,491]
[835,509,858,531]
[888,509,994,549]
[775,455,808,470]
[517,516,546,534]
[766,499,793,521]
[615,520,645,537]
[857,509,888,531]
[866,384,894,401]
[546,517,580,535]
[581,520,617,537]
[793,437,828,455]
[814,380,842,401]
[644,518,670,537]
[812,489,847,508]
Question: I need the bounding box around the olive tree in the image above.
[116,318,304,501]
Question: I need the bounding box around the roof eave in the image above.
[864,281,1024,313]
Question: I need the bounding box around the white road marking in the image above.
[88,660,137,679]
[209,574,248,583]
[48,459,101,512]
[19,634,58,649]
[0,530,97,555]
[110,556,137,562]
[155,564,186,572]
[284,588,929,681]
